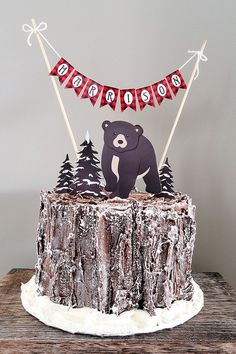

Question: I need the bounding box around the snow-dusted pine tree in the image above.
[55,154,74,194]
[159,157,175,198]
[70,132,103,197]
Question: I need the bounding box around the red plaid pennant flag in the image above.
[120,89,136,112]
[136,86,155,110]
[152,79,172,105]
[81,79,103,106]
[49,58,74,85]
[100,86,119,110]
[65,70,88,96]
[166,69,187,96]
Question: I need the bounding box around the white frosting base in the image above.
[21,276,204,336]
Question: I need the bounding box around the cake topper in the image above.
[102,120,161,199]
[159,158,175,198]
[22,20,207,175]
[70,132,103,197]
[55,154,74,194]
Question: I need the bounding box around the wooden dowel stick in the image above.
[31,18,78,157]
[158,40,207,170]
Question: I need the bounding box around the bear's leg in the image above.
[102,163,118,192]
[104,173,118,192]
[112,176,136,199]
[102,148,119,192]
[143,167,161,195]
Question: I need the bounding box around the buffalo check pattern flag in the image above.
[152,79,172,105]
[100,86,119,110]
[65,70,88,96]
[166,70,187,96]
[81,79,103,106]
[49,58,74,85]
[136,86,155,110]
[120,89,136,112]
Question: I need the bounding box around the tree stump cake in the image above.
[35,191,196,316]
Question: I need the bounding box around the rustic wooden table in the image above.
[0,269,235,354]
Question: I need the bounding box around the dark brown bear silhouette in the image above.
[102,120,161,198]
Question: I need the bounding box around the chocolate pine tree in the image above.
[55,154,74,194]
[159,157,175,198]
[70,132,103,197]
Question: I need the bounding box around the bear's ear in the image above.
[134,125,143,136]
[102,120,111,130]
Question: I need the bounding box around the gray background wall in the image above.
[0,0,235,289]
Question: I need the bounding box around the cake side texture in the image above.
[35,191,196,315]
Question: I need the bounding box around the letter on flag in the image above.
[65,70,88,96]
[49,58,74,85]
[166,70,187,96]
[100,86,119,111]
[81,79,103,106]
[136,86,155,110]
[120,89,136,112]
[152,79,172,105]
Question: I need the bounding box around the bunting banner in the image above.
[22,22,208,113]
[49,57,188,112]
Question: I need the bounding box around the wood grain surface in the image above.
[0,269,235,353]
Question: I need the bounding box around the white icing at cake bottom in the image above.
[21,276,204,336]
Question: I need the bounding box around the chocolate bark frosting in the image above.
[35,191,196,315]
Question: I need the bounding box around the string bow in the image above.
[179,48,208,80]
[22,22,47,47]
[188,50,208,80]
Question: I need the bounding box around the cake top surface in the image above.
[41,190,194,216]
